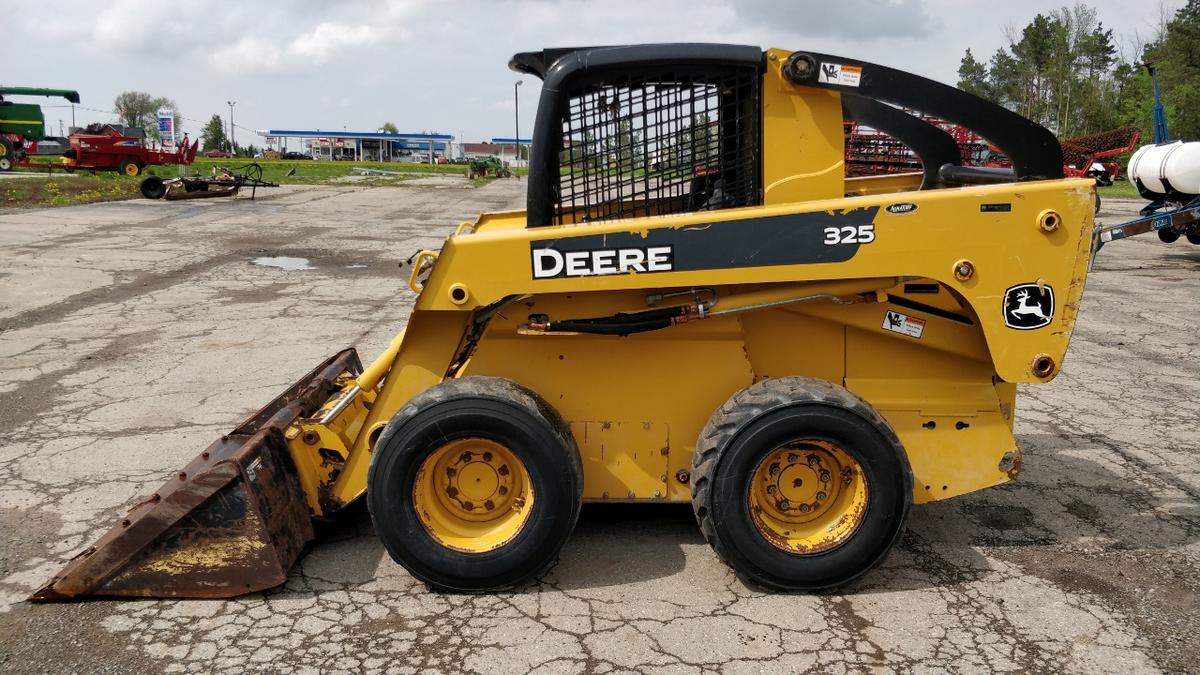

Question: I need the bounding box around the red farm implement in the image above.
[843,109,1139,188]
[53,124,198,176]
[1059,127,1141,185]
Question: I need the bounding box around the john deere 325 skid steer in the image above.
[35,44,1097,599]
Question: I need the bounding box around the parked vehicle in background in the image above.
[0,87,80,170]
[465,155,512,179]
[204,149,234,158]
[282,151,311,160]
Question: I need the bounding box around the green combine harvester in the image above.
[0,87,81,170]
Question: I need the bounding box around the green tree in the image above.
[113,91,178,142]
[200,114,228,152]
[954,4,1137,136]
[379,121,399,133]
[609,119,641,168]
[957,49,991,98]
[1143,0,1200,139]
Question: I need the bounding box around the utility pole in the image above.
[514,80,523,163]
[227,100,237,154]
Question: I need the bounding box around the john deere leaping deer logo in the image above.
[1003,283,1055,330]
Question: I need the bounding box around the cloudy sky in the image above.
[10,0,1181,144]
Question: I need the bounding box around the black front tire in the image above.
[0,139,13,171]
[368,376,583,592]
[139,175,166,199]
[691,377,912,591]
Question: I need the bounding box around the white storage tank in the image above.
[1127,141,1200,200]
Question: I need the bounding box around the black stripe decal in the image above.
[530,207,879,278]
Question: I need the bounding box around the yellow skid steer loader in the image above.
[35,45,1097,599]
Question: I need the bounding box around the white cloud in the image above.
[288,23,385,64]
[208,37,284,74]
[208,22,386,74]
[733,0,942,40]
[92,0,229,54]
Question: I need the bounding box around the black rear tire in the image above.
[368,376,583,592]
[691,377,912,591]
[1186,232,1200,245]
[139,175,166,199]
[1159,228,1180,244]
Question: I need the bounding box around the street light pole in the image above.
[514,80,523,163]
[227,100,237,155]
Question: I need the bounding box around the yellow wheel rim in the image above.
[124,163,139,176]
[748,440,868,554]
[0,144,7,157]
[412,438,534,553]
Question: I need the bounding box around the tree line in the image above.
[957,1,1199,142]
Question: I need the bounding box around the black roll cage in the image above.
[511,45,1064,227]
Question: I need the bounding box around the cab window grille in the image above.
[556,66,760,224]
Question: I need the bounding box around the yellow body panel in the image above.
[761,49,845,205]
[281,50,1097,514]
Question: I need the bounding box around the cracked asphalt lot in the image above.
[0,184,1197,674]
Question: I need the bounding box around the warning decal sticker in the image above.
[882,310,925,339]
[818,62,862,87]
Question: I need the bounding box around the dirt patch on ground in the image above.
[994,545,1200,672]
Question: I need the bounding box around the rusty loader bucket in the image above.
[31,349,362,601]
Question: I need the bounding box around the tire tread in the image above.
[368,375,583,591]
[690,376,910,589]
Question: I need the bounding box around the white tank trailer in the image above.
[1127,140,1200,201]
[1123,141,1200,245]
